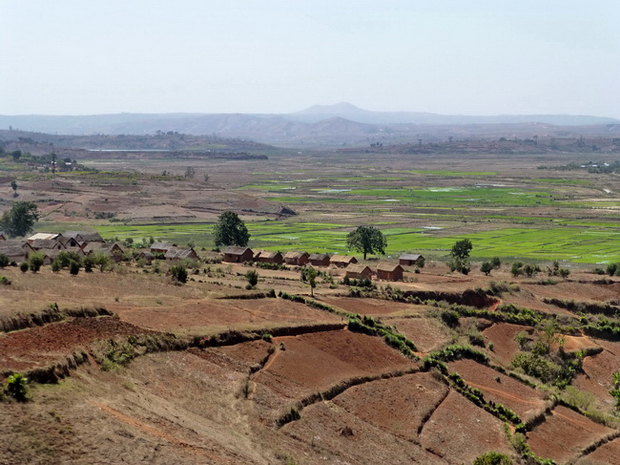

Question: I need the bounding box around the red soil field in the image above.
[115,298,343,334]
[575,437,620,465]
[331,372,449,442]
[419,390,514,463]
[483,322,534,367]
[447,359,547,421]
[0,317,151,373]
[387,316,452,353]
[527,405,615,463]
[320,296,422,316]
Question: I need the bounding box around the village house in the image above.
[345,263,372,280]
[83,242,124,262]
[222,246,254,263]
[376,263,404,281]
[26,232,63,243]
[254,250,284,265]
[150,241,177,255]
[0,240,35,263]
[308,253,331,267]
[399,253,425,267]
[284,251,309,266]
[42,247,86,265]
[330,255,358,268]
[29,238,66,251]
[64,231,105,245]
[165,247,199,261]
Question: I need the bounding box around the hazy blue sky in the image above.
[2,0,619,117]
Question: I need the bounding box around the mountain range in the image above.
[1,103,618,146]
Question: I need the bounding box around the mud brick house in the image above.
[284,251,309,266]
[223,246,254,263]
[345,264,372,280]
[308,253,331,267]
[330,255,358,268]
[399,254,424,267]
[64,231,105,245]
[0,240,35,262]
[83,242,124,262]
[165,247,199,261]
[150,242,177,255]
[254,250,284,265]
[376,263,404,281]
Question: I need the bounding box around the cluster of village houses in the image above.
[0,232,423,282]
[223,246,424,282]
[0,232,198,266]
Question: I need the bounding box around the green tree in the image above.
[346,226,387,260]
[473,451,512,465]
[10,180,17,197]
[28,252,44,273]
[300,266,318,297]
[451,238,473,260]
[480,261,493,276]
[245,269,259,289]
[213,211,250,247]
[170,264,188,283]
[4,373,28,402]
[0,253,8,268]
[0,201,40,238]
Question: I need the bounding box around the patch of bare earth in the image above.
[115,298,343,335]
[483,322,534,367]
[331,372,449,442]
[527,405,615,463]
[387,316,452,354]
[419,390,514,463]
[447,359,547,422]
[0,317,151,373]
[573,349,618,411]
[320,296,422,316]
[252,329,416,421]
[575,437,620,465]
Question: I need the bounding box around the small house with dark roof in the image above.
[58,236,81,248]
[399,254,424,267]
[29,239,66,251]
[254,250,284,264]
[64,231,105,245]
[42,247,85,265]
[150,242,177,254]
[345,264,372,280]
[376,263,404,281]
[165,247,199,261]
[83,242,124,262]
[330,255,358,268]
[222,246,254,263]
[308,253,331,267]
[0,241,35,262]
[284,251,309,266]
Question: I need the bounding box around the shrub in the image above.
[0,253,8,268]
[28,252,44,273]
[69,260,80,275]
[19,262,28,273]
[245,269,259,288]
[511,262,524,277]
[480,261,494,276]
[170,264,188,284]
[473,451,513,464]
[491,257,501,269]
[4,373,28,402]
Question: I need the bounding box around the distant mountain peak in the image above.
[294,102,366,115]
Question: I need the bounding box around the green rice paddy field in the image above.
[40,166,620,264]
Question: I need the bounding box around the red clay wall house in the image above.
[284,251,309,266]
[308,253,331,267]
[223,246,254,263]
[345,264,372,280]
[376,263,404,281]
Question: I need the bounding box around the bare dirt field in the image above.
[527,405,615,463]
